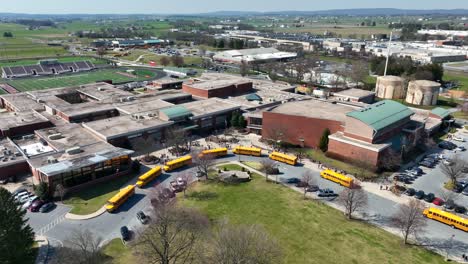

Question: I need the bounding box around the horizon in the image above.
[1,0,468,15]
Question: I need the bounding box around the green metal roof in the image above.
[245,93,262,101]
[346,100,414,132]
[431,107,450,119]
[160,106,192,120]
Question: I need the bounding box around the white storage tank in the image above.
[375,76,405,99]
[405,80,440,106]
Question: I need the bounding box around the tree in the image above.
[237,115,246,128]
[337,188,368,219]
[318,128,331,152]
[192,150,215,180]
[178,173,194,198]
[230,112,239,128]
[134,205,210,264]
[96,47,106,57]
[204,220,283,264]
[440,156,466,187]
[165,126,189,157]
[240,60,248,77]
[0,187,35,264]
[52,229,104,264]
[391,200,427,244]
[378,148,402,171]
[34,181,49,201]
[160,56,171,66]
[55,183,66,201]
[260,158,276,182]
[3,32,13,38]
[300,171,316,199]
[171,55,185,67]
[349,60,369,88]
[267,125,288,151]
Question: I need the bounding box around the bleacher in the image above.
[1,60,96,79]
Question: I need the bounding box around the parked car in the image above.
[120,226,130,241]
[414,190,425,199]
[306,185,319,192]
[39,202,55,213]
[423,193,435,203]
[419,161,434,168]
[317,189,338,197]
[454,206,466,214]
[404,188,416,196]
[285,178,301,184]
[19,194,34,204]
[29,200,45,212]
[12,188,27,197]
[22,198,36,209]
[444,199,455,210]
[452,136,465,142]
[0,178,10,184]
[295,181,309,188]
[453,184,464,193]
[456,146,466,152]
[439,141,457,150]
[432,197,444,206]
[425,154,441,161]
[462,186,468,196]
[14,191,29,201]
[137,211,148,224]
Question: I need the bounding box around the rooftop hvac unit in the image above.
[48,133,63,140]
[66,147,82,155]
[22,134,34,140]
[97,87,105,91]
[127,96,135,101]
[120,98,127,103]
[47,156,58,164]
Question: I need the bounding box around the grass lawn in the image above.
[101,239,135,264]
[63,174,135,215]
[445,71,468,92]
[297,148,378,180]
[180,175,446,264]
[241,161,263,170]
[452,111,468,120]
[4,68,161,91]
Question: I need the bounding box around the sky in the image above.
[1,0,467,14]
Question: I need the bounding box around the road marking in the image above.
[37,214,66,236]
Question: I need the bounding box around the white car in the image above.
[452,136,465,142]
[15,192,30,202]
[22,197,38,209]
[18,194,35,204]
[14,191,28,200]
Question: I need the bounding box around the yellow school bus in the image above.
[232,146,262,157]
[163,155,192,172]
[136,166,162,188]
[200,148,228,158]
[269,152,298,166]
[320,169,354,188]
[423,207,468,232]
[106,185,135,213]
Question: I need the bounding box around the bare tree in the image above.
[51,229,104,264]
[178,172,195,198]
[134,205,210,264]
[440,156,466,186]
[204,220,283,264]
[265,125,288,151]
[54,183,66,202]
[349,60,369,88]
[337,188,368,219]
[160,56,171,66]
[391,200,427,244]
[191,149,215,180]
[171,55,185,67]
[439,189,458,204]
[329,73,344,89]
[378,148,402,171]
[300,171,316,199]
[165,127,189,157]
[96,47,106,58]
[259,158,276,182]
[240,60,248,77]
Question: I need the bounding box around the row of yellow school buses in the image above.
[105,146,298,213]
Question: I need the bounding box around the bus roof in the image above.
[428,207,468,224]
[270,151,297,160]
[138,166,161,181]
[202,148,228,154]
[108,185,135,204]
[322,169,353,181]
[165,155,192,166]
[235,146,261,152]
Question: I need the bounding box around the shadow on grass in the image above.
[186,190,219,201]
[65,174,136,202]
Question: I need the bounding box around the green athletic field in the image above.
[5,68,161,92]
[0,56,108,67]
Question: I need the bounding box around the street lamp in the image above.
[445,234,455,261]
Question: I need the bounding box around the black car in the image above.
[306,185,319,192]
[423,193,435,203]
[404,188,416,196]
[439,141,457,150]
[137,211,148,224]
[39,202,55,213]
[414,190,425,199]
[282,178,301,184]
[454,206,467,214]
[120,226,130,241]
[318,189,338,197]
[419,161,434,168]
[453,184,464,193]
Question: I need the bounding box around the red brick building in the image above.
[182,80,253,98]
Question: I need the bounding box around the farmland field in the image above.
[4,68,164,91]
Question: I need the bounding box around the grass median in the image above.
[180,174,446,264]
[63,174,135,215]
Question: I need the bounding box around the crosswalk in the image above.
[37,214,66,236]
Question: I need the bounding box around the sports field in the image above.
[5,68,162,92]
[0,56,108,67]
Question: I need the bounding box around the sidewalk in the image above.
[65,206,106,220]
[35,235,49,264]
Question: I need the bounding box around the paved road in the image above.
[26,152,468,260]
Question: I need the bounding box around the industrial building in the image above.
[405,80,440,106]
[333,89,376,104]
[213,47,297,64]
[375,76,406,100]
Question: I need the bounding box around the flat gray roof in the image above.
[269,99,358,122]
[0,93,44,112]
[181,98,241,119]
[35,124,102,151]
[0,111,49,131]
[115,99,174,115]
[334,88,375,99]
[83,115,173,140]
[0,138,27,167]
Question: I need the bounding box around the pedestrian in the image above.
[386,185,388,191]
[380,185,382,190]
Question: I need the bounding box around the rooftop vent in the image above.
[48,133,63,140]
[47,156,58,164]
[66,147,82,155]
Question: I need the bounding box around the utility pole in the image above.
[384,31,393,77]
